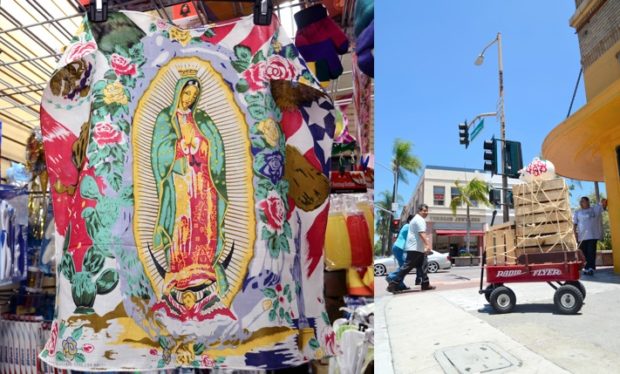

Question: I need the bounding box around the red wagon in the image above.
[481,178,586,314]
[480,237,586,314]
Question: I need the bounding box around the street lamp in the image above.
[475,32,509,223]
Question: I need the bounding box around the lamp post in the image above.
[475,32,509,223]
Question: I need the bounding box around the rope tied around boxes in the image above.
[514,178,577,254]
[485,177,581,266]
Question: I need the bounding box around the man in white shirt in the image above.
[387,204,436,292]
[573,196,608,275]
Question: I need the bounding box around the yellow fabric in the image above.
[346,267,373,296]
[325,213,352,270]
[357,201,374,241]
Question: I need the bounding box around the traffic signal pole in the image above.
[497,33,509,223]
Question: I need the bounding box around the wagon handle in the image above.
[480,210,498,293]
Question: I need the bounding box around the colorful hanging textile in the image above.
[40,11,337,371]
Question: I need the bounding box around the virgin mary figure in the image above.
[150,72,229,313]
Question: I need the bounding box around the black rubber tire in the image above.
[484,285,495,302]
[490,286,516,314]
[554,285,584,314]
[374,264,387,277]
[566,281,586,300]
[427,261,440,273]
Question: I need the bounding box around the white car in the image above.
[373,250,452,276]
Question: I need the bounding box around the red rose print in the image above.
[260,192,285,231]
[67,41,97,63]
[265,55,296,81]
[242,61,267,91]
[149,348,158,356]
[83,344,94,353]
[110,54,137,76]
[276,284,282,292]
[93,122,123,147]
[45,321,59,355]
[279,297,284,303]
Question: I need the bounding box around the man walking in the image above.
[387,215,414,290]
[574,196,607,275]
[388,204,435,292]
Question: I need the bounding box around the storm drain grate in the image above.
[434,342,521,373]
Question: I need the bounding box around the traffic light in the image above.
[459,121,469,148]
[391,219,400,233]
[489,188,502,205]
[504,141,523,178]
[483,138,497,175]
[506,190,514,209]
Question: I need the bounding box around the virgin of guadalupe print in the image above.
[39,11,338,371]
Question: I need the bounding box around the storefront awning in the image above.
[435,230,485,237]
[542,79,620,181]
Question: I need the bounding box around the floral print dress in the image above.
[40,10,337,371]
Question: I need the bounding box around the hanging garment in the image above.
[294,4,349,84]
[40,11,337,371]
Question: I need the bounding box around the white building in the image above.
[401,165,522,257]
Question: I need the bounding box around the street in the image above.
[374,266,482,297]
[375,266,620,373]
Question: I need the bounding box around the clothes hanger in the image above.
[87,0,274,26]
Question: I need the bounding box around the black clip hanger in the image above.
[88,0,108,23]
[253,0,273,26]
[86,0,270,26]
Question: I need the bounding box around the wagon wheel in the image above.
[565,281,586,300]
[483,285,495,302]
[483,284,503,302]
[489,286,516,314]
[554,285,584,314]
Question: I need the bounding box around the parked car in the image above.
[373,250,452,276]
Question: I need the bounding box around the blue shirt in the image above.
[393,223,409,250]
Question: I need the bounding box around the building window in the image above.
[433,186,445,206]
[451,187,460,206]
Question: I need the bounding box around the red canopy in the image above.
[435,230,485,237]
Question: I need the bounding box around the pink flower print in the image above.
[110,54,137,76]
[202,355,215,367]
[93,122,123,147]
[265,55,296,81]
[242,61,267,91]
[45,321,59,355]
[66,41,97,63]
[259,192,286,232]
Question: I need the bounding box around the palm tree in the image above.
[389,139,422,250]
[375,190,402,256]
[391,139,422,201]
[449,178,491,254]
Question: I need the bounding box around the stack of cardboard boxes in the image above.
[485,178,581,265]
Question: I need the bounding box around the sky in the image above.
[374,1,605,211]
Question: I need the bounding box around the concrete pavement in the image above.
[375,266,620,373]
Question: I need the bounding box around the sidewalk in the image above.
[377,267,620,373]
[381,292,569,373]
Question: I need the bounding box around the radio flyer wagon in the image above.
[479,178,586,315]
[479,248,585,314]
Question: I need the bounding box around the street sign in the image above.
[391,203,399,212]
[470,119,485,142]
